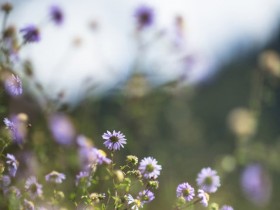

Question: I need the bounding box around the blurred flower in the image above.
[123,73,151,98]
[23,199,35,210]
[196,167,220,193]
[220,205,234,210]
[75,171,90,187]
[176,182,195,201]
[3,113,28,144]
[4,186,21,198]
[259,50,280,77]
[49,113,75,145]
[6,154,18,177]
[4,74,22,96]
[126,194,143,210]
[49,5,64,25]
[138,190,155,204]
[241,163,272,207]
[134,5,154,29]
[102,130,127,151]
[45,171,66,184]
[1,2,13,13]
[77,135,93,148]
[20,25,40,43]
[138,157,162,179]
[197,189,209,207]
[227,108,256,138]
[25,176,43,199]
[95,149,112,165]
[0,175,11,188]
[114,170,124,183]
[79,145,111,170]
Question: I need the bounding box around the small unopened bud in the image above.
[1,2,13,13]
[147,180,159,190]
[126,155,138,165]
[89,193,105,203]
[55,191,65,201]
[114,170,124,183]
[209,203,219,210]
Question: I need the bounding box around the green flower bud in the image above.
[126,155,138,165]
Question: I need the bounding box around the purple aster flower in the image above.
[6,154,19,177]
[102,130,127,151]
[79,145,111,170]
[220,205,234,210]
[75,171,91,187]
[138,157,162,179]
[49,113,75,145]
[197,189,209,207]
[25,176,43,199]
[241,163,272,207]
[134,5,154,29]
[5,74,22,96]
[196,167,220,193]
[45,171,66,184]
[138,190,155,204]
[126,194,143,210]
[20,25,40,43]
[49,5,64,25]
[4,115,28,144]
[176,182,195,201]
[4,118,15,130]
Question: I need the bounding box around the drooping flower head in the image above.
[25,176,43,199]
[49,5,64,25]
[5,74,22,96]
[241,163,272,207]
[134,5,154,29]
[126,194,143,210]
[20,25,40,43]
[6,153,19,177]
[138,157,162,179]
[176,182,195,201]
[45,171,66,184]
[138,190,155,204]
[197,189,209,207]
[220,205,234,210]
[196,167,220,193]
[102,130,127,151]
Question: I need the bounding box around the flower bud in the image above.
[126,155,138,165]
[147,180,159,190]
[114,170,124,183]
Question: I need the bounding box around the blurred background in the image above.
[2,0,280,209]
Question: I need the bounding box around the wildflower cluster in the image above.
[173,167,232,209]
[4,1,272,210]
